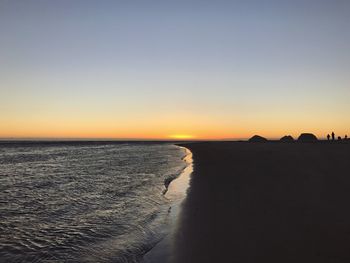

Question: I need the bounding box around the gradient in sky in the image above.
[1,0,349,139]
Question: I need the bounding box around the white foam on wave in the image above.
[142,146,193,263]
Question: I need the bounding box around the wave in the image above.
[0,143,192,262]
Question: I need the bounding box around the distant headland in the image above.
[248,132,348,143]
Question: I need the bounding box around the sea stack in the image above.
[280,135,294,142]
[248,135,268,142]
[297,133,318,142]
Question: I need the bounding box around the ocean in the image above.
[0,142,189,262]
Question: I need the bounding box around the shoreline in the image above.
[142,146,193,263]
[162,146,192,195]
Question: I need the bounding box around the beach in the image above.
[169,141,350,263]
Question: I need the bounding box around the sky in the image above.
[0,0,349,139]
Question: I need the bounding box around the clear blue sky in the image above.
[1,0,349,139]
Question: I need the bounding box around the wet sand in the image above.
[171,141,350,263]
[142,147,193,263]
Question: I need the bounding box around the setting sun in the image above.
[169,134,195,140]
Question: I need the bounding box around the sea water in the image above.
[0,142,188,262]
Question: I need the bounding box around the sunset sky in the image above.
[1,1,349,139]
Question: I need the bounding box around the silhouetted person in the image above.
[345,135,348,140]
[338,136,342,141]
[332,132,335,141]
[327,134,330,141]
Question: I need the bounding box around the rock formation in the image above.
[297,133,318,142]
[280,135,294,142]
[248,135,268,142]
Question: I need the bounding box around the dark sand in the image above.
[171,141,350,263]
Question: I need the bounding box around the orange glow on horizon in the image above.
[1,129,345,141]
[0,114,348,140]
[168,134,196,140]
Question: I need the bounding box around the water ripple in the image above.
[0,143,186,262]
